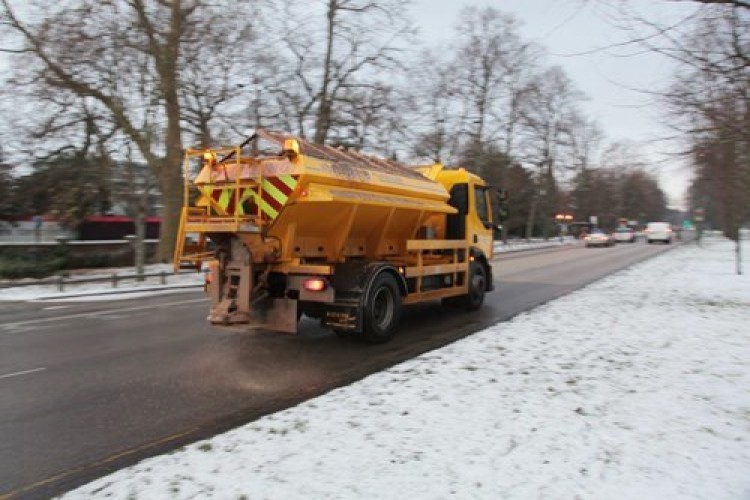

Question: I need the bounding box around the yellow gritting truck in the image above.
[174,130,502,343]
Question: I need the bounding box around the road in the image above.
[0,239,677,499]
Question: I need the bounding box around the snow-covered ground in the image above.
[61,235,749,499]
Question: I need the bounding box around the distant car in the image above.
[585,229,615,247]
[645,222,673,244]
[613,227,636,243]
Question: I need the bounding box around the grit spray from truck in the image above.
[174,130,506,343]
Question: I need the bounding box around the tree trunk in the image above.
[157,155,183,262]
[313,0,337,144]
[156,3,185,262]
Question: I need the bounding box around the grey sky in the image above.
[410,0,699,209]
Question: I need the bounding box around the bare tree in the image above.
[0,0,258,260]
[595,0,748,272]
[566,114,604,174]
[496,41,542,163]
[662,6,748,273]
[406,49,463,163]
[260,0,414,145]
[454,7,513,159]
[312,0,413,144]
[519,66,586,238]
[450,7,536,175]
[180,7,258,147]
[334,83,409,156]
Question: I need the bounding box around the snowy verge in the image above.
[62,236,749,500]
[494,236,577,254]
[0,264,203,302]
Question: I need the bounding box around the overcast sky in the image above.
[410,0,700,210]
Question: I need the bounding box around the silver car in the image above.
[613,227,636,243]
[585,229,615,247]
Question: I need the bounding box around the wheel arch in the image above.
[362,263,407,301]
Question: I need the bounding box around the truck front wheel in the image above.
[463,261,486,311]
[363,273,402,343]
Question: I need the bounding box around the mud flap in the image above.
[250,297,299,334]
[322,304,362,332]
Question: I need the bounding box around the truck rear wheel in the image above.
[363,273,402,343]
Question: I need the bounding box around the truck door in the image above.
[468,184,494,257]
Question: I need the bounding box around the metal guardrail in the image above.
[0,270,205,292]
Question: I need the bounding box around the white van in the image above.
[645,222,672,244]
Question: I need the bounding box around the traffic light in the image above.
[494,189,509,222]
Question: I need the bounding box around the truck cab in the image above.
[420,165,496,282]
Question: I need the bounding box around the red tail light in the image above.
[303,278,327,292]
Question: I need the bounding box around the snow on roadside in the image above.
[64,236,750,499]
[0,263,203,302]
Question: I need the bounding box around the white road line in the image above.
[1,297,207,330]
[42,305,71,311]
[0,367,47,380]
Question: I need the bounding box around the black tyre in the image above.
[461,261,486,311]
[363,272,402,344]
